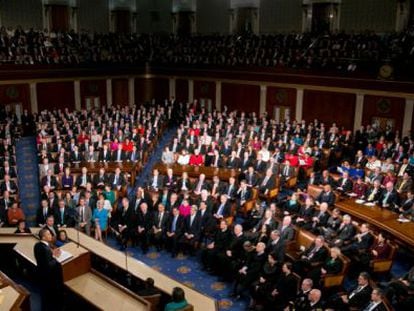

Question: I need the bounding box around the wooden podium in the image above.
[0,230,152,310]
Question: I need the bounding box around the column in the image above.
[106,79,112,107]
[169,78,176,99]
[353,93,364,132]
[402,99,414,137]
[215,81,222,111]
[70,7,78,32]
[74,80,81,111]
[128,77,135,107]
[259,85,267,116]
[29,83,38,113]
[295,88,304,122]
[396,1,410,32]
[188,79,194,103]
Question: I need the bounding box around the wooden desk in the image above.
[64,228,218,310]
[0,286,20,311]
[70,161,141,187]
[0,271,30,311]
[304,185,414,248]
[154,163,239,181]
[335,199,414,248]
[66,272,149,311]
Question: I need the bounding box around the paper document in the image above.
[56,249,73,263]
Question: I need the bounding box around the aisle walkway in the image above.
[134,126,177,188]
[15,136,40,226]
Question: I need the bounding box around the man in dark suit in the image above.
[179,205,201,255]
[134,202,153,254]
[0,174,18,194]
[98,144,112,162]
[36,199,53,226]
[112,197,135,250]
[112,145,126,162]
[245,166,259,188]
[213,194,232,221]
[327,272,372,310]
[295,235,328,277]
[75,167,92,189]
[266,229,285,262]
[150,203,169,250]
[222,176,238,200]
[379,182,400,209]
[217,224,246,281]
[109,168,126,191]
[330,214,355,247]
[165,207,184,257]
[278,215,295,242]
[54,199,72,228]
[363,288,387,311]
[253,154,266,174]
[0,190,14,226]
[316,184,336,207]
[147,168,164,191]
[341,223,374,256]
[70,146,83,163]
[258,169,276,195]
[34,228,64,311]
[197,201,216,244]
[93,168,109,188]
[336,171,353,193]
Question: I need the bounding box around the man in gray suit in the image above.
[77,197,92,235]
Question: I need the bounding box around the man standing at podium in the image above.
[34,228,64,311]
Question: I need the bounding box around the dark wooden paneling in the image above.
[194,80,215,106]
[152,78,169,103]
[0,84,30,112]
[303,90,356,129]
[222,83,260,113]
[266,87,296,119]
[134,78,169,104]
[80,80,106,108]
[112,78,129,107]
[175,79,188,103]
[37,81,74,111]
[362,95,405,132]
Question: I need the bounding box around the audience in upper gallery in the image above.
[1,26,414,76]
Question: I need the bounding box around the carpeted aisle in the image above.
[15,136,40,226]
[106,238,248,311]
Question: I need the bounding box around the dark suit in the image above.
[75,174,92,188]
[109,173,126,190]
[147,175,164,190]
[179,214,201,253]
[36,207,53,226]
[93,174,109,188]
[150,210,169,248]
[112,150,126,162]
[266,238,285,262]
[41,176,59,189]
[54,208,72,227]
[336,177,353,192]
[34,241,64,311]
[0,180,18,193]
[98,149,112,162]
[165,214,184,256]
[135,210,153,253]
[278,223,295,241]
[316,190,336,207]
[112,205,135,247]
[379,189,400,208]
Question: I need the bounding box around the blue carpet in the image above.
[106,238,248,311]
[16,136,40,226]
[133,126,177,190]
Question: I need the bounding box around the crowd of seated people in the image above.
[3,96,414,309]
[0,118,23,227]
[1,25,414,75]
